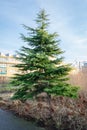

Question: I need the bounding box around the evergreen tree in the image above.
[12,9,79,100]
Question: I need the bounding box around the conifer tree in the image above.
[12,10,79,100]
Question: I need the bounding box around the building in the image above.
[0,53,19,77]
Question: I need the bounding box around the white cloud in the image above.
[0,49,14,55]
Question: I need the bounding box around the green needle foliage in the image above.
[11,9,79,100]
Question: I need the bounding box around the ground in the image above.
[0,92,87,130]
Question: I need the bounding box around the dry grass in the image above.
[2,92,87,130]
[69,68,87,91]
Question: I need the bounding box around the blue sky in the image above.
[0,0,87,63]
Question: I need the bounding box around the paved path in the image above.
[0,109,45,130]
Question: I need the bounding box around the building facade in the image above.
[0,53,19,77]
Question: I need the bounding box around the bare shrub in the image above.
[69,68,87,90]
